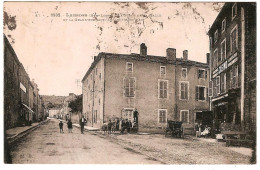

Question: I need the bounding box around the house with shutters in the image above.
[82,43,209,133]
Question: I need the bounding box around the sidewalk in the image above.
[193,136,253,157]
[72,123,100,131]
[6,118,50,143]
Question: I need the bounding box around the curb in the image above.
[7,119,50,144]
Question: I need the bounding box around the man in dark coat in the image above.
[133,109,139,124]
[67,119,73,133]
[80,116,86,134]
[59,120,64,133]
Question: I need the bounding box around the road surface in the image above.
[9,119,159,164]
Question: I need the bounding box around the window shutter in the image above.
[205,70,208,79]
[195,86,199,101]
[198,70,200,79]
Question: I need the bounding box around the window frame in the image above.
[126,62,133,73]
[196,85,206,101]
[216,76,220,95]
[158,79,168,99]
[230,25,238,53]
[221,39,227,61]
[182,68,187,79]
[213,48,218,68]
[158,109,167,123]
[222,18,226,33]
[180,110,189,124]
[198,68,207,79]
[221,73,226,93]
[160,66,166,76]
[214,30,218,44]
[208,81,213,97]
[232,3,237,20]
[179,81,189,100]
[123,77,136,98]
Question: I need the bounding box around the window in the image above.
[221,39,226,61]
[213,79,217,97]
[230,65,238,88]
[216,76,220,94]
[126,62,133,72]
[182,68,187,78]
[208,81,213,97]
[159,80,168,98]
[222,18,226,32]
[180,110,189,123]
[180,82,189,100]
[230,25,238,52]
[160,66,166,76]
[124,77,135,97]
[221,73,226,93]
[214,30,218,43]
[232,3,237,20]
[198,69,207,79]
[158,109,167,123]
[213,49,218,68]
[196,86,206,101]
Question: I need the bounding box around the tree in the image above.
[68,95,82,113]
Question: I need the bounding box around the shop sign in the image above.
[20,82,26,93]
[228,56,238,67]
[227,52,238,63]
[212,93,228,102]
[212,61,227,78]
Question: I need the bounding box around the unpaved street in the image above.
[9,119,159,164]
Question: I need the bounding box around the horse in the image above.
[101,123,108,134]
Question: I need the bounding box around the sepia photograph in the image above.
[2,1,257,165]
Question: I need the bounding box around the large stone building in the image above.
[4,34,43,129]
[208,2,256,132]
[82,43,209,133]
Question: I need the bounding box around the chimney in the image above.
[140,43,147,56]
[166,48,176,60]
[206,53,210,65]
[183,50,188,60]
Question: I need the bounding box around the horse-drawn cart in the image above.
[165,120,184,138]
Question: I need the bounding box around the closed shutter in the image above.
[195,86,199,101]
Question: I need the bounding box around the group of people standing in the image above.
[58,119,73,133]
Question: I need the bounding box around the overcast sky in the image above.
[4,2,224,96]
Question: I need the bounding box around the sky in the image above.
[3,2,224,96]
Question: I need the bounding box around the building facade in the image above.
[4,34,43,129]
[4,35,21,129]
[208,2,256,132]
[82,44,209,133]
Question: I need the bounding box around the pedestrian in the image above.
[127,120,132,133]
[80,116,86,134]
[67,119,73,133]
[133,109,139,124]
[107,120,112,134]
[126,119,130,133]
[59,120,64,133]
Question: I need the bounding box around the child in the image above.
[59,120,64,133]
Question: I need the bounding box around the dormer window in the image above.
[160,66,166,76]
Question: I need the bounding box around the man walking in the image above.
[67,119,73,133]
[59,120,64,133]
[80,116,86,134]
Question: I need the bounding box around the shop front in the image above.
[212,89,241,134]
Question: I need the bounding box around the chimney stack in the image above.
[166,48,176,60]
[206,53,210,65]
[183,50,188,60]
[140,43,147,56]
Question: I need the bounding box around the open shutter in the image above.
[195,86,199,101]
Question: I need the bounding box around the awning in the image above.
[22,103,34,113]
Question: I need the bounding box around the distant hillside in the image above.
[41,95,66,109]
